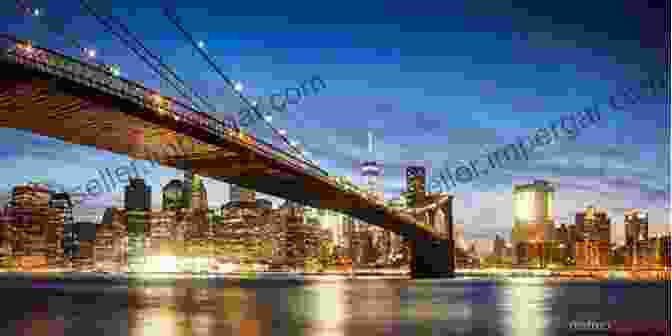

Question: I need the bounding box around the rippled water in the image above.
[0,275,669,336]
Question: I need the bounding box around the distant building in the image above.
[71,222,96,270]
[163,179,185,210]
[511,180,555,265]
[49,193,73,266]
[1,184,69,270]
[624,209,649,266]
[267,207,330,268]
[575,206,610,268]
[360,131,383,201]
[493,234,506,258]
[405,166,426,207]
[625,209,648,243]
[125,178,151,210]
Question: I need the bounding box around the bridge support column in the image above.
[409,238,453,278]
[409,196,455,278]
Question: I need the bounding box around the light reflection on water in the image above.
[0,276,668,336]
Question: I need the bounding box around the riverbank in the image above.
[1,267,669,281]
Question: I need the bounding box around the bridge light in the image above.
[234,82,243,92]
[197,40,205,48]
[264,115,272,123]
[33,8,41,17]
[278,129,287,136]
[110,65,121,77]
[84,48,96,58]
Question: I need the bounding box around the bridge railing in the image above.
[0,33,238,129]
[0,34,328,177]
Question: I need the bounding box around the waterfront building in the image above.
[268,206,330,269]
[48,193,72,268]
[163,179,186,210]
[625,209,648,243]
[94,209,127,272]
[624,209,649,266]
[92,207,213,272]
[71,222,96,271]
[0,184,75,270]
[493,234,506,259]
[511,180,555,265]
[575,206,610,268]
[163,177,208,211]
[6,183,60,270]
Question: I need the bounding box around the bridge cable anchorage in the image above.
[77,0,211,116]
[161,7,314,164]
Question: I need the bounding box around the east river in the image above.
[0,274,669,336]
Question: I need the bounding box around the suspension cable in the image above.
[161,7,310,160]
[87,1,219,115]
[77,0,206,113]
[14,0,87,53]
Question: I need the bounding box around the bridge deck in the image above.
[0,37,443,242]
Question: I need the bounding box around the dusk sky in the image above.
[0,0,669,244]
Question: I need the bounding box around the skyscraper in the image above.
[124,178,151,210]
[361,131,383,200]
[511,180,554,265]
[575,206,610,267]
[624,209,649,266]
[405,166,426,207]
[625,209,648,244]
[49,193,73,265]
[493,234,506,259]
[162,179,185,210]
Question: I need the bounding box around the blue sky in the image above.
[0,0,669,242]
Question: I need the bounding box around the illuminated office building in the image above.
[624,209,649,266]
[358,132,389,262]
[575,206,610,267]
[625,209,648,244]
[361,132,383,200]
[48,192,72,268]
[511,180,554,265]
[163,179,186,210]
[405,166,426,207]
[162,177,207,211]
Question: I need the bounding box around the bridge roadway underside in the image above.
[0,61,453,278]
